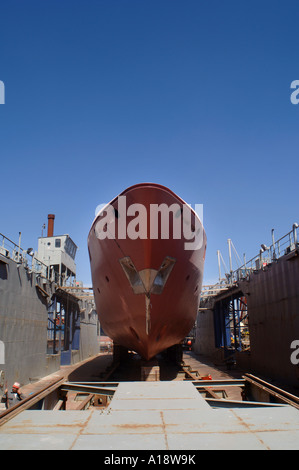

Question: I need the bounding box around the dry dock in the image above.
[1,223,299,451]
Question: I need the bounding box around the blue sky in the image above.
[1,0,299,286]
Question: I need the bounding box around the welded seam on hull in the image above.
[145,295,151,335]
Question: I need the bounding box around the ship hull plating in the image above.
[88,183,206,360]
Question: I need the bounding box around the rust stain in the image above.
[69,410,95,450]
[231,410,271,449]
[160,411,169,450]
[114,423,161,430]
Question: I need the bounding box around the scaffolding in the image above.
[47,289,81,365]
[214,292,249,356]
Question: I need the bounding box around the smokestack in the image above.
[47,214,55,237]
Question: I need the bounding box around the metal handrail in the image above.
[0,232,48,277]
[0,232,75,286]
[231,223,298,283]
[201,223,299,300]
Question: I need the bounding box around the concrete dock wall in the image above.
[194,307,216,357]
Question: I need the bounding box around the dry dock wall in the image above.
[0,255,58,388]
[0,255,99,389]
[193,307,215,357]
[238,250,299,389]
[195,250,299,390]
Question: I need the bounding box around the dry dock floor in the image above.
[1,351,299,450]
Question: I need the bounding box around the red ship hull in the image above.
[88,183,206,361]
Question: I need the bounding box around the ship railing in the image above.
[0,232,48,279]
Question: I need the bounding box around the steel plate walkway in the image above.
[1,381,299,450]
